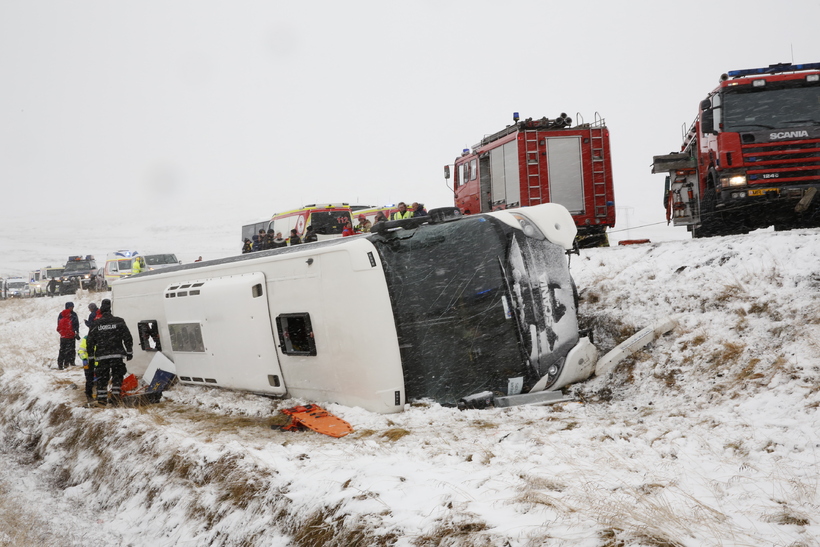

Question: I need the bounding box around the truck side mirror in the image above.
[701,99,715,134]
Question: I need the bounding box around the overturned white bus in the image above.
[111,204,597,414]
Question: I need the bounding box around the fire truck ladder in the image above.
[589,114,608,218]
[524,130,543,204]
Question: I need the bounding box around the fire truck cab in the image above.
[653,62,820,237]
[447,112,616,247]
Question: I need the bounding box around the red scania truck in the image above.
[653,62,820,237]
[446,112,616,247]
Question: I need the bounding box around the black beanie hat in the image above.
[100,299,112,313]
[65,302,74,309]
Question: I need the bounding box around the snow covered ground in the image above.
[1,227,819,546]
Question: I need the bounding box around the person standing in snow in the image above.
[264,229,277,250]
[272,232,288,248]
[56,302,80,369]
[391,202,414,220]
[288,229,302,246]
[77,336,96,403]
[85,302,101,329]
[355,214,372,233]
[252,229,266,252]
[304,225,318,243]
[341,217,355,237]
[412,202,427,217]
[87,298,133,406]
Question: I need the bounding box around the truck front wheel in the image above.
[694,185,722,238]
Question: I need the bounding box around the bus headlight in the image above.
[720,175,747,188]
[510,213,546,240]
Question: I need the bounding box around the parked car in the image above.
[6,278,32,298]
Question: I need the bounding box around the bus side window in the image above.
[137,320,162,352]
[275,313,316,356]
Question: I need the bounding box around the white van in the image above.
[141,253,180,271]
[112,205,596,414]
[29,266,65,296]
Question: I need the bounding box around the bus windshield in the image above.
[371,215,579,405]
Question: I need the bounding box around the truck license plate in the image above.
[748,188,779,197]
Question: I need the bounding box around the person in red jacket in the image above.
[56,302,80,369]
[341,217,356,237]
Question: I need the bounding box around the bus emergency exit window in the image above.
[137,320,162,352]
[275,313,317,356]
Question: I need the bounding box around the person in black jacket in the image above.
[304,225,318,243]
[87,298,133,406]
[85,302,100,329]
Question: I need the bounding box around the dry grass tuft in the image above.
[708,341,746,371]
[0,480,63,547]
[414,518,490,546]
[290,504,398,547]
[382,428,411,442]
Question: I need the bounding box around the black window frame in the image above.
[138,320,162,352]
[275,313,317,356]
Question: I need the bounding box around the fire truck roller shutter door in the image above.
[546,137,585,214]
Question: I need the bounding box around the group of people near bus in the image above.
[243,227,311,253]
[241,201,428,253]
[352,201,427,234]
[56,299,133,407]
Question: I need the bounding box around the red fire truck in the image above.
[446,112,616,247]
[653,62,820,237]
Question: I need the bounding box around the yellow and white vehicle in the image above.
[104,251,143,284]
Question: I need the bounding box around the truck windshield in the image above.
[310,211,350,235]
[371,215,579,405]
[64,261,93,272]
[46,269,63,278]
[722,83,820,132]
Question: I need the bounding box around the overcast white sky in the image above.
[3,0,820,251]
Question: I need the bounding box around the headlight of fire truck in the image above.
[720,174,747,188]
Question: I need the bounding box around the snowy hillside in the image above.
[1,228,819,547]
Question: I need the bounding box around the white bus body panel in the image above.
[162,272,286,395]
[112,238,406,414]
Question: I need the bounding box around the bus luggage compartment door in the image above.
[162,272,287,395]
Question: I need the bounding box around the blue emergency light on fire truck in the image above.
[653,62,820,237]
[113,204,604,414]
